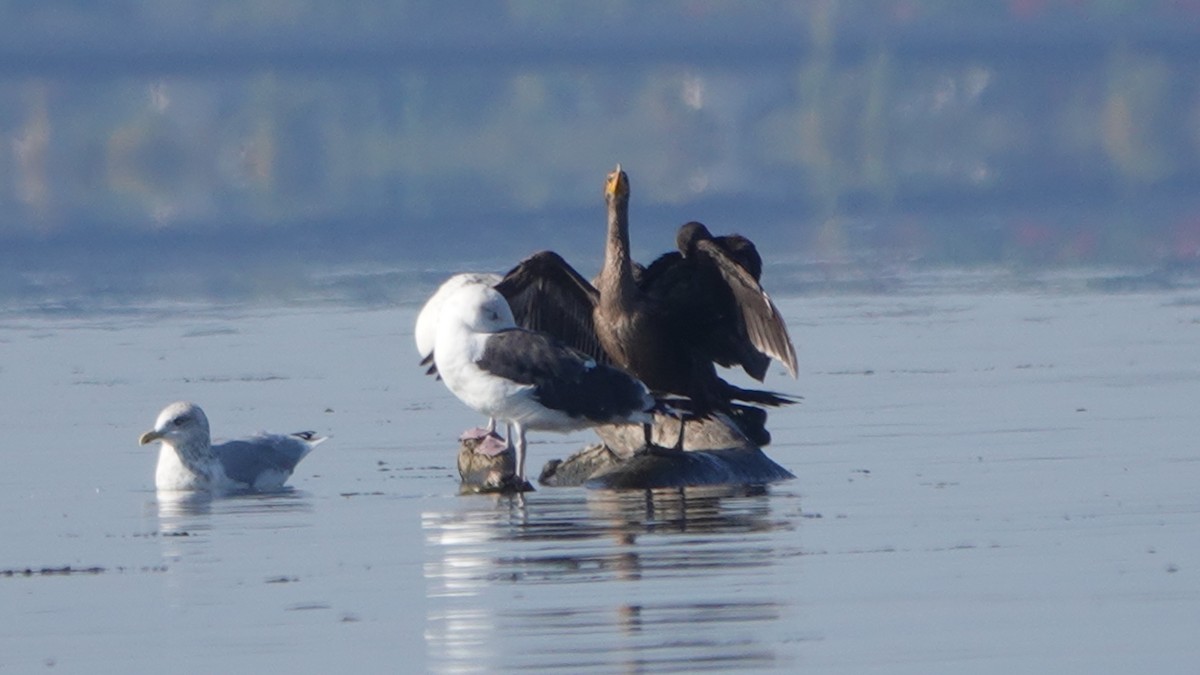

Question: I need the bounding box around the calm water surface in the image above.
[1,280,1198,673]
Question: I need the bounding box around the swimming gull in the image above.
[433,282,662,486]
[139,401,325,492]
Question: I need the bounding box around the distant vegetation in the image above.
[2,1,1200,304]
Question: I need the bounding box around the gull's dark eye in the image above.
[172,416,186,427]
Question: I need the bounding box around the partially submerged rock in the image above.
[594,410,760,456]
[537,444,624,487]
[456,412,793,492]
[456,432,534,494]
[581,445,794,489]
[540,443,794,489]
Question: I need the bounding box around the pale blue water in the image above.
[2,280,1198,673]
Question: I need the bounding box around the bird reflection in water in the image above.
[149,488,317,615]
[423,486,797,673]
[152,489,314,561]
[154,487,312,522]
[152,491,214,542]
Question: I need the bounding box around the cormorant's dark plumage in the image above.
[495,166,798,431]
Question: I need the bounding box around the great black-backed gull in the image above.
[415,272,509,451]
[432,282,660,486]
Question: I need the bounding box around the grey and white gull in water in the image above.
[433,283,663,487]
[139,401,325,492]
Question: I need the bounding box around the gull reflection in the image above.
[152,488,313,564]
[423,493,527,674]
[151,488,316,611]
[152,490,213,545]
[154,489,214,520]
[423,486,797,674]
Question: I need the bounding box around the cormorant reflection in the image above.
[423,486,796,673]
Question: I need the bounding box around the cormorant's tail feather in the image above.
[720,382,801,407]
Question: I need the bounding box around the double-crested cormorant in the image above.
[432,282,661,486]
[139,402,325,492]
[637,220,796,383]
[496,165,797,435]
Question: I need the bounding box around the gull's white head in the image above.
[139,401,211,449]
[441,284,516,335]
[415,273,503,357]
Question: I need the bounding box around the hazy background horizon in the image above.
[4,0,1200,308]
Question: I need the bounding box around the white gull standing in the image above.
[433,283,661,487]
[415,273,509,450]
[139,401,325,492]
